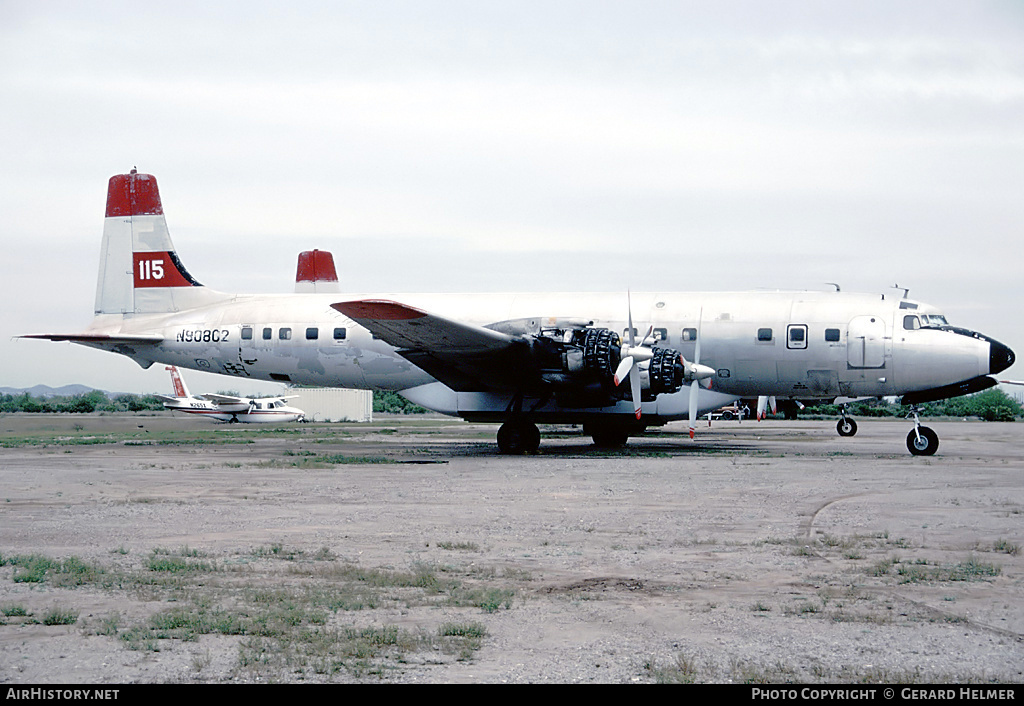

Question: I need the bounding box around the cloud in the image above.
[1,1,1022,390]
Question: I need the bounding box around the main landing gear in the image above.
[496,393,543,454]
[495,419,637,454]
[496,420,541,455]
[583,421,632,449]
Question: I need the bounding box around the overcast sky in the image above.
[2,0,1022,395]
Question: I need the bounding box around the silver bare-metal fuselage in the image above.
[28,171,1014,455]
[79,288,1010,424]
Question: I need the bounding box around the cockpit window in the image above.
[905,314,950,330]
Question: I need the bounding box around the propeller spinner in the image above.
[613,296,714,424]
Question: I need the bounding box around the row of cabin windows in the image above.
[622,327,842,345]
[240,326,347,341]
[238,324,845,346]
[760,326,841,344]
[622,328,696,342]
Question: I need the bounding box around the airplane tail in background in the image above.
[166,366,191,399]
[96,170,228,316]
[295,249,340,293]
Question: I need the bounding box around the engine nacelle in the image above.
[533,326,687,404]
[645,346,687,396]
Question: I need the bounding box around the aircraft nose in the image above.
[990,339,1015,375]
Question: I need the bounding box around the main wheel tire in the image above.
[497,422,541,455]
[837,418,858,437]
[584,422,630,448]
[907,426,939,456]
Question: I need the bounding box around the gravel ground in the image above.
[0,413,1022,684]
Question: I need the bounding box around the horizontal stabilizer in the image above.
[20,333,164,344]
[20,332,164,369]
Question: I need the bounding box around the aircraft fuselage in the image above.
[27,171,1014,454]
[78,289,1006,424]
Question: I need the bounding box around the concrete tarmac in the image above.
[1,413,1021,683]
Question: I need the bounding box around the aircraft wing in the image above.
[332,299,524,391]
[200,393,248,405]
[200,393,300,404]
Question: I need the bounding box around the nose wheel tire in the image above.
[497,421,541,455]
[907,426,939,456]
[837,418,858,437]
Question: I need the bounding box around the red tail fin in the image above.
[166,366,188,398]
[96,170,215,315]
[295,249,339,293]
[106,170,164,217]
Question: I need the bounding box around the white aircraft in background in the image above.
[155,366,304,423]
[24,171,1015,455]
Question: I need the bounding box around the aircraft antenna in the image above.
[892,284,910,298]
[825,282,841,292]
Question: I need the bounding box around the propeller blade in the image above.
[756,395,776,421]
[694,312,702,365]
[613,356,633,387]
[688,379,700,439]
[631,367,642,419]
[624,291,643,418]
[627,291,636,347]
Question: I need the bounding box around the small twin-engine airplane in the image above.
[156,366,304,423]
[24,171,1015,455]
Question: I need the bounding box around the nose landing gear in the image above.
[836,406,858,437]
[906,407,939,456]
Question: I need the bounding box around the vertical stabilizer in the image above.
[95,170,219,315]
[166,366,191,399]
[295,249,340,293]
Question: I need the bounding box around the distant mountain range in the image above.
[0,384,124,398]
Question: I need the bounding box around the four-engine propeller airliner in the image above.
[24,171,1015,455]
[156,366,304,423]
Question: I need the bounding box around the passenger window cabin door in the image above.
[787,324,808,350]
[847,316,887,368]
